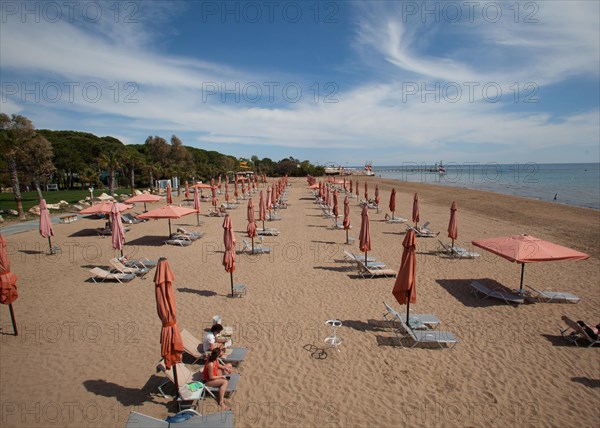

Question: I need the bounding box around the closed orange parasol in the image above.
[389,188,397,220]
[193,188,201,226]
[39,199,55,254]
[166,182,173,205]
[154,257,184,383]
[392,229,417,324]
[358,205,371,264]
[343,196,351,244]
[110,202,126,257]
[412,193,420,228]
[448,202,458,248]
[223,214,236,297]
[0,234,18,335]
[247,198,257,253]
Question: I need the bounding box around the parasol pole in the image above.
[144,202,147,212]
[8,303,18,336]
[519,263,526,292]
[364,251,368,265]
[346,229,349,245]
[405,289,411,326]
[230,272,234,297]
[251,236,254,254]
[196,212,200,226]
[168,219,172,236]
[47,237,53,255]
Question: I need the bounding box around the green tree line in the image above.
[1,114,324,218]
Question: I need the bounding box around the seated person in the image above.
[577,320,600,339]
[202,349,231,410]
[203,323,229,352]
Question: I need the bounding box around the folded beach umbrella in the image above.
[364,182,368,201]
[39,199,55,254]
[80,201,132,215]
[137,205,196,236]
[355,181,359,198]
[222,215,236,297]
[343,178,347,192]
[193,188,201,226]
[392,229,417,324]
[375,184,380,213]
[259,190,266,230]
[218,176,222,193]
[472,235,589,292]
[110,202,126,257]
[234,181,239,200]
[125,194,162,212]
[0,234,18,335]
[266,187,273,220]
[343,196,351,244]
[154,257,184,379]
[349,180,353,195]
[184,181,190,199]
[358,205,371,264]
[412,193,420,228]
[389,189,397,220]
[448,202,458,248]
[247,198,257,253]
[332,190,339,220]
[211,186,218,209]
[166,182,173,205]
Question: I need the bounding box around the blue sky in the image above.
[1,1,599,166]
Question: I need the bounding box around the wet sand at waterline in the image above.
[1,176,598,427]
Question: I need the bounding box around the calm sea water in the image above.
[368,163,599,210]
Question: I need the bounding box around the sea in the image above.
[366,163,599,210]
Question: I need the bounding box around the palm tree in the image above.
[98,151,121,194]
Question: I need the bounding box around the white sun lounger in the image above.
[383,302,441,330]
[126,410,234,428]
[470,281,524,305]
[89,267,136,283]
[397,318,459,350]
[524,285,580,303]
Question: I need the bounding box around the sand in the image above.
[0,176,598,428]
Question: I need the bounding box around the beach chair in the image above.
[437,240,480,259]
[156,361,240,401]
[384,213,407,224]
[383,302,440,330]
[256,228,279,236]
[119,256,158,269]
[525,285,581,304]
[397,318,459,350]
[89,267,136,283]
[180,328,248,366]
[177,227,204,237]
[164,237,194,247]
[208,209,227,217]
[470,281,524,305]
[357,261,397,278]
[126,410,234,428]
[121,213,144,224]
[406,223,439,238]
[109,258,149,277]
[343,250,376,263]
[559,316,600,347]
[240,239,271,254]
[267,212,281,221]
[171,230,204,241]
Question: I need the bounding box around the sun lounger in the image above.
[343,250,376,263]
[384,213,407,223]
[180,328,248,366]
[208,209,226,217]
[383,302,440,330]
[525,285,581,304]
[397,318,459,350]
[164,237,194,247]
[156,361,240,400]
[241,239,271,254]
[121,213,145,224]
[119,256,158,269]
[406,223,439,238]
[126,410,234,428]
[438,240,480,258]
[267,212,281,221]
[470,280,524,305]
[357,261,396,278]
[257,228,279,236]
[559,316,600,347]
[171,232,203,241]
[89,267,136,283]
[109,258,149,277]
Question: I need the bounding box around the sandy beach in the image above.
[0,176,598,428]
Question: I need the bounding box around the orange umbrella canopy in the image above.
[80,201,132,215]
[137,205,196,236]
[0,234,18,305]
[125,194,162,204]
[472,234,589,291]
[392,229,417,324]
[154,258,184,370]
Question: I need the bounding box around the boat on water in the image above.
[324,164,353,176]
[364,161,375,176]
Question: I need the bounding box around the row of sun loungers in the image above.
[470,280,581,305]
[343,250,397,278]
[89,257,157,283]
